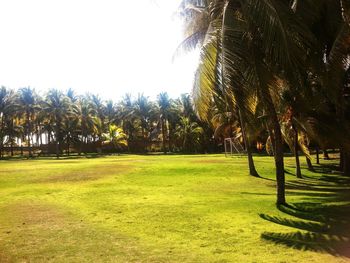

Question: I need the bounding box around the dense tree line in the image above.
[0,88,221,158]
[179,0,350,204]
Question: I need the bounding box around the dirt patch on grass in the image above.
[0,250,11,263]
[29,164,132,184]
[0,201,166,262]
[0,202,66,229]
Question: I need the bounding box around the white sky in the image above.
[0,0,199,100]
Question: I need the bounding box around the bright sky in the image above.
[0,0,199,100]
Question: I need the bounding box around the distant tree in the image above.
[43,89,71,158]
[157,92,171,154]
[175,117,203,153]
[102,124,127,153]
[18,87,41,157]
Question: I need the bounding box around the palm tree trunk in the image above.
[306,157,314,171]
[142,127,146,153]
[260,85,286,205]
[10,120,14,156]
[20,135,24,156]
[39,127,43,146]
[343,151,350,176]
[56,116,61,159]
[10,140,14,157]
[272,119,286,205]
[26,112,32,157]
[168,126,172,152]
[161,119,167,154]
[10,129,14,157]
[238,110,259,177]
[67,134,70,156]
[292,124,302,178]
[315,146,320,164]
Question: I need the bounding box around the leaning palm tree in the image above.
[179,0,315,204]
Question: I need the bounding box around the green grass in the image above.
[0,154,349,262]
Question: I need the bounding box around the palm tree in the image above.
[157,92,171,154]
[102,124,128,153]
[90,94,106,142]
[43,89,71,158]
[179,0,316,204]
[0,87,17,157]
[77,97,97,153]
[167,100,182,152]
[63,116,79,156]
[292,0,350,175]
[134,94,153,151]
[0,87,9,157]
[105,100,116,127]
[2,89,21,157]
[175,116,203,153]
[18,87,41,157]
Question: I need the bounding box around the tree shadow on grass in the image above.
[260,172,350,258]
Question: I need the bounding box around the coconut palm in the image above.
[90,94,106,142]
[179,0,318,204]
[63,116,79,156]
[105,100,116,127]
[157,92,171,153]
[175,116,203,152]
[102,124,128,153]
[43,89,71,158]
[77,97,97,153]
[0,87,19,157]
[133,93,153,151]
[18,87,41,157]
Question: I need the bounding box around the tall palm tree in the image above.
[0,87,18,157]
[43,89,71,158]
[3,89,21,157]
[293,0,350,175]
[18,87,41,157]
[157,92,171,153]
[105,100,116,127]
[134,93,152,151]
[180,0,315,204]
[63,116,79,156]
[90,94,106,142]
[77,97,97,153]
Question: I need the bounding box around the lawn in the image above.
[0,154,349,262]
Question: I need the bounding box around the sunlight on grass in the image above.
[0,155,349,262]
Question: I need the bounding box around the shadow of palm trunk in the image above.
[260,171,350,258]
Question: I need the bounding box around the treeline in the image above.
[0,87,222,157]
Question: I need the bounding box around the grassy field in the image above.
[0,154,349,262]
